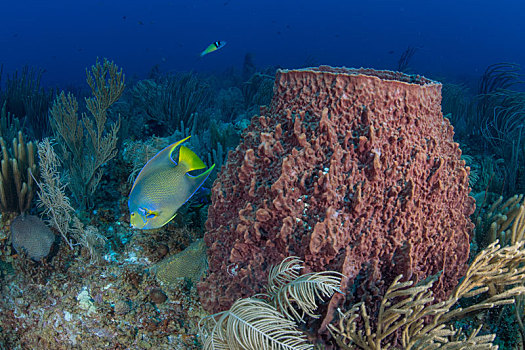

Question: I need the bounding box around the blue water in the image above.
[2,0,524,86]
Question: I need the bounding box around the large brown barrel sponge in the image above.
[199,66,475,326]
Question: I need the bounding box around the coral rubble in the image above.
[199,66,475,331]
[0,224,205,349]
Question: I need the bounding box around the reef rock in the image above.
[199,66,475,326]
[11,214,55,260]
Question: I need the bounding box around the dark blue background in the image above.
[1,0,523,86]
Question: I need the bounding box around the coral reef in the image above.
[0,65,54,140]
[0,218,206,349]
[6,56,521,347]
[0,130,37,214]
[150,239,207,286]
[330,239,525,349]
[0,58,274,350]
[199,66,475,333]
[50,58,124,209]
[10,215,55,260]
[200,256,342,349]
[441,63,525,197]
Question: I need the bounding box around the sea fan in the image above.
[199,256,343,350]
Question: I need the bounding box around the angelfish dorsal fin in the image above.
[145,135,191,170]
[131,136,191,192]
[178,145,206,172]
[167,136,192,166]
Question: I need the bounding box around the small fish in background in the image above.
[128,136,215,230]
[200,41,227,57]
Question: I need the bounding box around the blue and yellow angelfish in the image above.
[128,136,215,230]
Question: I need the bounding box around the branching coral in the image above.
[0,102,23,143]
[35,138,81,250]
[50,58,124,209]
[0,130,37,214]
[132,73,211,136]
[1,65,54,139]
[329,240,525,349]
[475,63,525,194]
[474,194,524,247]
[0,103,37,215]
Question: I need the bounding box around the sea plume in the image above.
[199,256,342,350]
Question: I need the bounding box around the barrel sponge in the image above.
[199,66,475,321]
[11,215,55,260]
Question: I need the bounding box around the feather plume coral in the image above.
[265,256,343,323]
[199,256,343,350]
[201,298,312,350]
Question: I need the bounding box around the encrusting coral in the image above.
[199,66,475,332]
